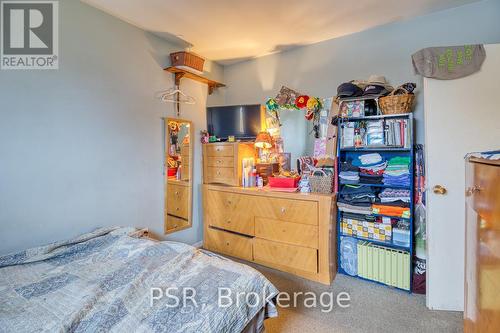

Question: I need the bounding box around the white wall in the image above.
[0,0,224,254]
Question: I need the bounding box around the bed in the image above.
[0,227,278,333]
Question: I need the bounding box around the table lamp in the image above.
[254,131,272,149]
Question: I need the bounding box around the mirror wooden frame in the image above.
[164,118,194,234]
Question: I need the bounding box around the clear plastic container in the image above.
[393,228,411,247]
[340,236,358,276]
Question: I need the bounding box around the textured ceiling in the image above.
[82,0,481,65]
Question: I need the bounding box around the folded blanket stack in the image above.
[383,156,411,187]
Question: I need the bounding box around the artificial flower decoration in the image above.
[266,98,279,111]
[295,95,310,109]
[306,97,320,111]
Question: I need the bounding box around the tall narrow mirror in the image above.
[164,118,193,234]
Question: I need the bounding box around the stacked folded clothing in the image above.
[383,156,411,187]
[338,185,377,205]
[372,203,411,218]
[339,171,359,184]
[339,159,360,184]
[356,153,387,184]
[357,153,383,166]
[342,212,377,223]
[337,202,372,215]
[378,188,411,207]
[337,185,377,215]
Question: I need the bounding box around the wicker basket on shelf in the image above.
[378,87,415,115]
[170,51,205,72]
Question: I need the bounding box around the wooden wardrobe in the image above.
[464,155,500,332]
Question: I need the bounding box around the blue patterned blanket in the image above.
[0,227,278,332]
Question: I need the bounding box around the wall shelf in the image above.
[164,67,226,95]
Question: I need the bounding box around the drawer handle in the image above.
[175,191,180,195]
[176,207,180,211]
[281,207,286,214]
[227,200,232,205]
[282,229,286,233]
[226,242,230,246]
[173,224,178,228]
[466,186,481,197]
[227,220,231,224]
[216,148,221,152]
[217,160,222,164]
[217,171,221,175]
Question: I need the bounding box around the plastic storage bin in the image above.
[340,236,358,276]
[392,228,411,247]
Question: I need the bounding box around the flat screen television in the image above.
[207,104,262,140]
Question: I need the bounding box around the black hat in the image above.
[337,82,363,98]
[363,84,391,96]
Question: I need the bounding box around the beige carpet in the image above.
[245,263,462,333]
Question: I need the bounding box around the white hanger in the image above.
[157,87,196,105]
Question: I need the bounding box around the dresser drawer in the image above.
[205,227,253,261]
[255,197,318,225]
[165,215,189,233]
[166,184,188,219]
[206,190,255,235]
[206,167,235,185]
[255,217,318,249]
[206,144,234,157]
[254,238,318,274]
[207,156,234,168]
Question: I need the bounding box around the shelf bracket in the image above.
[174,72,186,86]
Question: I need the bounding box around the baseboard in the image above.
[192,241,203,249]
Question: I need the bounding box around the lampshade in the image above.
[255,131,272,149]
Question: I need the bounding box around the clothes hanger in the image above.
[157,87,196,105]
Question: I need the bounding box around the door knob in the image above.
[433,185,447,195]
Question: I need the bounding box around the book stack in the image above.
[384,118,410,148]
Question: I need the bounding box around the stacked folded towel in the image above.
[383,156,411,187]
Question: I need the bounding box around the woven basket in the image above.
[170,51,205,72]
[309,170,334,194]
[378,87,415,115]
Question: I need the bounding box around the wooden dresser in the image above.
[165,179,191,234]
[203,184,336,284]
[464,156,500,332]
[202,142,255,186]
